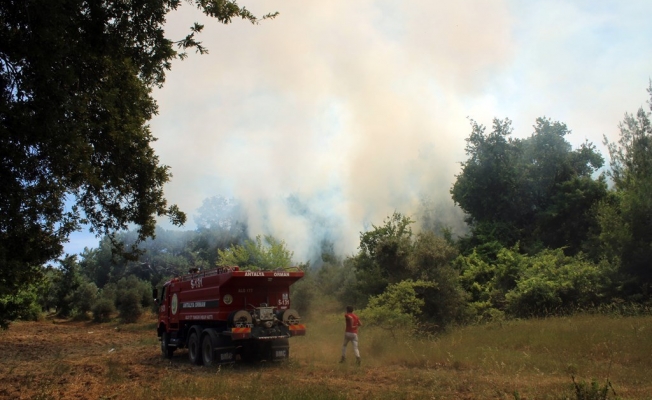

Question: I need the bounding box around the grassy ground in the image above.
[1,305,651,399]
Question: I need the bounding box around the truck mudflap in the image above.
[238,337,290,362]
[288,324,306,336]
[270,338,290,361]
[214,345,236,364]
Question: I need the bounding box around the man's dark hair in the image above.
[346,305,354,313]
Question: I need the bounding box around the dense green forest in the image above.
[3,83,651,331]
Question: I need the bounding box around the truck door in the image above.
[169,285,180,329]
[159,285,170,325]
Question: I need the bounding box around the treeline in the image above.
[3,84,652,330]
[2,228,300,327]
[0,195,298,326]
[328,84,652,331]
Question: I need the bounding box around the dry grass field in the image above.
[1,306,651,399]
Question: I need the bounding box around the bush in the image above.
[4,287,43,323]
[115,276,153,310]
[571,376,616,400]
[72,282,98,317]
[505,250,615,317]
[359,280,435,337]
[456,246,617,318]
[290,270,315,317]
[92,298,115,322]
[410,232,468,328]
[506,276,562,317]
[99,283,118,304]
[455,245,524,312]
[217,234,294,270]
[117,290,142,323]
[467,301,505,323]
[52,255,84,318]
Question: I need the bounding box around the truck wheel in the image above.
[161,332,175,359]
[188,330,203,365]
[201,329,218,367]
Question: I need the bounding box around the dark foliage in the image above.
[0,0,276,327]
[451,117,607,257]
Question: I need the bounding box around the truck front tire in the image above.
[161,332,175,359]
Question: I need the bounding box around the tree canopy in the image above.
[451,117,607,257]
[0,0,276,326]
[600,83,652,283]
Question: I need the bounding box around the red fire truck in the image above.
[153,266,306,365]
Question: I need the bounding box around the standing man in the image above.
[340,305,362,365]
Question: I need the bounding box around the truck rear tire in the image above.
[161,332,175,359]
[188,330,202,365]
[201,329,218,367]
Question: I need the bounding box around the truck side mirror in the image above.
[152,288,158,299]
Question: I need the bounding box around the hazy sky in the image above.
[65,0,652,262]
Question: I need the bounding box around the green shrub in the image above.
[456,246,617,318]
[92,298,115,322]
[118,290,142,323]
[99,283,118,304]
[467,301,505,323]
[217,234,294,270]
[72,282,98,316]
[571,376,616,400]
[505,250,615,317]
[360,280,435,337]
[290,272,315,317]
[5,287,43,322]
[410,232,468,328]
[115,276,153,310]
[52,256,84,318]
[456,245,524,312]
[506,276,562,316]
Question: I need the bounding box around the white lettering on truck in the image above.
[186,315,214,320]
[182,302,206,308]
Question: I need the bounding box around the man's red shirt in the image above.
[345,313,361,334]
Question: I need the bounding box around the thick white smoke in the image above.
[145,0,652,263]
